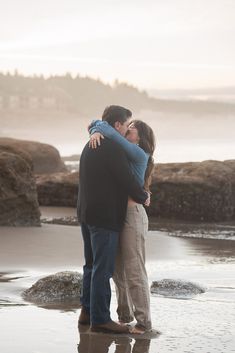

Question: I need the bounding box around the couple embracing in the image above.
[77,105,156,335]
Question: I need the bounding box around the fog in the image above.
[2,108,234,163]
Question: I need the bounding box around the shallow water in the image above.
[59,137,235,164]
[0,221,235,353]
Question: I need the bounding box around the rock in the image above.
[0,151,41,226]
[148,160,235,222]
[22,271,82,304]
[41,216,79,226]
[36,172,79,206]
[35,159,235,222]
[0,137,67,174]
[0,141,33,169]
[150,279,206,298]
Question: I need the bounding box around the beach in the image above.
[1,207,235,353]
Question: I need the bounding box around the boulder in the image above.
[22,271,82,304]
[36,172,79,206]
[149,160,235,222]
[150,279,206,298]
[0,151,41,226]
[35,158,235,222]
[0,137,67,174]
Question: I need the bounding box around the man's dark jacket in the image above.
[78,138,147,232]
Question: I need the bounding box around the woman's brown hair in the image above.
[131,120,156,191]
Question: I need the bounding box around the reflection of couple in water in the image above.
[77,105,156,337]
[78,323,151,353]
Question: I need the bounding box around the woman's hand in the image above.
[144,191,151,207]
[89,132,104,149]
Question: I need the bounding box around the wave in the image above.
[168,230,235,241]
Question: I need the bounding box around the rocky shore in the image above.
[0,150,40,226]
[0,138,69,226]
[0,137,67,174]
[1,137,235,226]
[149,160,235,222]
[36,172,78,207]
[37,160,235,223]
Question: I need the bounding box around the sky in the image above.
[0,0,234,90]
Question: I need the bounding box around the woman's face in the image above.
[125,122,140,144]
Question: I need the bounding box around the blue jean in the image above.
[80,223,119,325]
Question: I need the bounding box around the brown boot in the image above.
[91,320,130,334]
[78,307,90,325]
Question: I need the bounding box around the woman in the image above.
[88,119,156,334]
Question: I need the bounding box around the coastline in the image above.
[39,206,235,241]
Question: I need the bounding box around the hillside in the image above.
[1,72,235,119]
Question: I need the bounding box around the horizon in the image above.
[0,0,234,90]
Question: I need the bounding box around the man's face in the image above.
[114,118,131,136]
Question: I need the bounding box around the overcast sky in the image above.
[0,0,234,89]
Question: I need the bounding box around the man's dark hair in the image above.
[102,105,132,127]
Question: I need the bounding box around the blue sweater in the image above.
[89,120,149,187]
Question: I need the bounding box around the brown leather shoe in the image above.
[90,320,130,334]
[78,307,90,325]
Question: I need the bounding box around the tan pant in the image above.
[113,204,152,330]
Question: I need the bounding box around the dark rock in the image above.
[22,271,82,304]
[36,172,79,206]
[36,159,235,222]
[0,151,41,226]
[0,137,67,174]
[148,160,235,222]
[150,279,206,298]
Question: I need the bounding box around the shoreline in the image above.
[39,206,235,241]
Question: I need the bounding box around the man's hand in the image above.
[89,132,104,149]
[144,191,151,207]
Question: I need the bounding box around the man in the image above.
[77,105,148,333]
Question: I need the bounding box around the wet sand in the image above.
[1,207,235,353]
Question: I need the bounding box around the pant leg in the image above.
[88,225,119,325]
[80,222,93,314]
[118,205,152,330]
[113,241,135,323]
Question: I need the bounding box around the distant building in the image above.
[20,96,29,110]
[29,96,39,109]
[42,97,56,109]
[9,95,20,109]
[0,93,71,112]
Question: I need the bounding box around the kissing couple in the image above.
[78,105,156,335]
